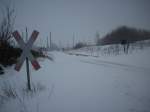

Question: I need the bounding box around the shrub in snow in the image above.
[0,66,4,75]
[74,42,87,49]
[22,82,46,97]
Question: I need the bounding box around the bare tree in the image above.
[0,4,16,68]
[0,5,15,42]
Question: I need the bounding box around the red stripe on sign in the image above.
[31,60,40,70]
[31,31,39,40]
[12,31,21,42]
[15,63,22,71]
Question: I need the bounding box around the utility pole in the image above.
[40,37,42,47]
[47,36,49,49]
[50,32,52,49]
[59,40,62,50]
[26,27,28,42]
[21,30,24,42]
[72,32,75,49]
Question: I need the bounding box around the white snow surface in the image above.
[0,49,150,112]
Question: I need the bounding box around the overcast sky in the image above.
[0,0,150,47]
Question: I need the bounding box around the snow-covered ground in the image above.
[0,48,150,112]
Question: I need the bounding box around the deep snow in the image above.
[0,49,150,112]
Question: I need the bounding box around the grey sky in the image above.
[0,0,150,47]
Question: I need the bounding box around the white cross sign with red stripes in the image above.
[12,30,41,71]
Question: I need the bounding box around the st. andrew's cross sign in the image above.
[12,30,41,71]
[12,30,41,91]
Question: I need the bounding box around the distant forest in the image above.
[97,26,150,45]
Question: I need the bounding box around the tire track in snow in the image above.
[80,59,150,73]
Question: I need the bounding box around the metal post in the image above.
[26,57,31,90]
[26,27,31,91]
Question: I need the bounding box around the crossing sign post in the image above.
[12,30,41,90]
